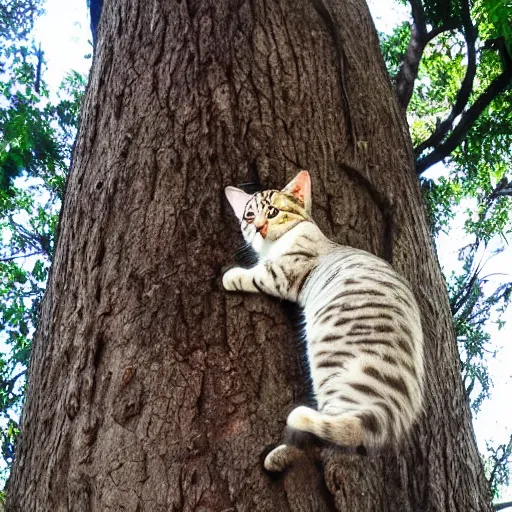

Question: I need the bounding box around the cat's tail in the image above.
[286,406,365,447]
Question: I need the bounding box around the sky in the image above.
[33,0,91,95]
[30,0,511,501]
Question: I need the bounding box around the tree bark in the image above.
[6,0,492,511]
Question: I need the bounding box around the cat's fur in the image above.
[223,171,424,472]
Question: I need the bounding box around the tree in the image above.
[5,0,494,510]
[486,435,512,503]
[388,0,512,175]
[0,0,86,484]
[0,67,85,484]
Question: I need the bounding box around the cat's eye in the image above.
[244,211,255,222]
[267,207,279,219]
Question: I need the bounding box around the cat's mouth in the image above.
[256,223,268,238]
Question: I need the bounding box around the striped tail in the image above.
[287,406,364,447]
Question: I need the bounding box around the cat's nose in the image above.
[255,221,268,238]
[254,216,266,230]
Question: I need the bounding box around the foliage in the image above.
[0,0,42,50]
[0,50,61,192]
[0,2,86,482]
[381,0,512,173]
[447,240,511,413]
[379,21,411,77]
[475,0,512,54]
[380,0,512,406]
[485,435,512,500]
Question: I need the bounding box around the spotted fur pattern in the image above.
[223,171,424,472]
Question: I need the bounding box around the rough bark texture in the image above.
[6,0,492,511]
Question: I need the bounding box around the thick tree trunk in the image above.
[6,0,492,510]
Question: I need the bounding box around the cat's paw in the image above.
[222,267,244,291]
[264,444,303,472]
[264,445,289,472]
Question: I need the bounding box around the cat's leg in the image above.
[222,266,257,292]
[222,264,283,298]
[264,444,304,472]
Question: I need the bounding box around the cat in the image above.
[223,170,424,472]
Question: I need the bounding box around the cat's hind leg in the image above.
[264,444,304,472]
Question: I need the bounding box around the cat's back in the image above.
[300,245,423,355]
[301,245,420,322]
[299,244,424,445]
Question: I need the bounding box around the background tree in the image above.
[487,434,512,504]
[379,1,512,499]
[4,0,495,510]
[0,0,86,484]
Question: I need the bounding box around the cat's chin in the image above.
[251,237,264,255]
[250,234,271,256]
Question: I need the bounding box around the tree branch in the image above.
[395,5,459,110]
[396,24,425,110]
[416,68,512,174]
[488,435,512,493]
[34,42,43,94]
[490,177,512,198]
[424,21,459,44]
[408,0,427,34]
[465,375,475,397]
[0,251,44,262]
[448,176,511,317]
[395,0,427,109]
[8,216,53,258]
[494,187,512,197]
[1,371,27,393]
[90,0,104,48]
[495,501,512,511]
[451,266,480,316]
[415,0,477,156]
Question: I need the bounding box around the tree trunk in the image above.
[6,0,492,511]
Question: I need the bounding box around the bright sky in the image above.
[31,0,511,501]
[33,0,91,97]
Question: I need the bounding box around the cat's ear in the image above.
[225,186,253,220]
[282,170,311,214]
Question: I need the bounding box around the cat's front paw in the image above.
[222,267,244,291]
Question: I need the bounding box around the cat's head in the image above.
[225,170,312,252]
